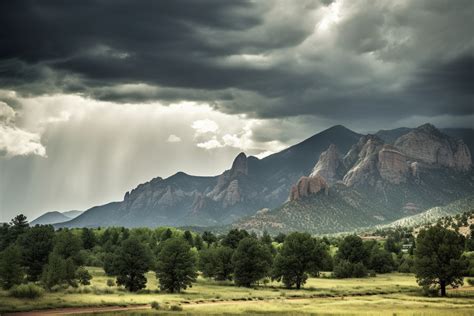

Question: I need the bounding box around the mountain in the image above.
[235,124,474,234]
[62,210,83,218]
[56,125,362,228]
[31,210,83,226]
[376,127,474,156]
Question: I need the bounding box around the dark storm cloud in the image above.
[0,0,473,123]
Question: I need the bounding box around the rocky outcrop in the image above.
[394,123,471,171]
[230,152,248,178]
[206,153,248,207]
[377,145,409,184]
[310,144,344,184]
[343,135,384,187]
[289,175,328,201]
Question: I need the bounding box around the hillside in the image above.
[382,195,474,229]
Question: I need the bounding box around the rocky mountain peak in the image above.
[230,152,248,178]
[342,135,384,187]
[309,144,344,184]
[394,123,471,171]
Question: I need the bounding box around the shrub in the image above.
[9,283,44,299]
[368,270,376,277]
[332,260,368,278]
[76,267,92,286]
[352,262,368,278]
[170,304,183,311]
[106,279,115,287]
[467,278,474,286]
[151,301,160,310]
[332,260,353,278]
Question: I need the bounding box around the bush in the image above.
[76,267,92,286]
[467,278,474,286]
[352,262,368,278]
[9,283,44,299]
[368,270,376,277]
[170,304,183,311]
[106,279,115,287]
[332,260,368,278]
[151,301,160,310]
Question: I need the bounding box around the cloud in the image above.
[191,119,219,134]
[0,125,46,158]
[196,137,224,150]
[1,0,473,128]
[0,101,46,158]
[166,134,182,143]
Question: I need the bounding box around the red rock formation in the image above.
[289,175,328,201]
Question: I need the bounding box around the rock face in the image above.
[207,153,247,207]
[289,175,328,201]
[310,144,344,184]
[342,135,384,187]
[394,123,471,171]
[377,145,409,184]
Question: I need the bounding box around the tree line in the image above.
[1,214,473,296]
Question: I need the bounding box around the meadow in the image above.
[1,267,473,315]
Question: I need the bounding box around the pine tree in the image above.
[232,237,272,287]
[272,232,326,289]
[155,237,197,293]
[0,245,24,289]
[115,238,152,292]
[19,225,55,281]
[415,226,468,296]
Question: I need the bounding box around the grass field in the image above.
[0,267,473,315]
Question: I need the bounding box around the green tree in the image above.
[161,228,173,242]
[274,233,286,244]
[115,238,153,292]
[272,232,326,289]
[199,246,234,281]
[18,225,55,281]
[41,251,77,289]
[415,226,468,296]
[385,236,401,254]
[0,245,24,289]
[198,247,218,279]
[8,214,29,243]
[155,237,197,293]
[202,231,217,246]
[336,235,369,264]
[222,229,249,249]
[103,251,120,276]
[233,237,273,287]
[76,267,92,285]
[367,248,395,273]
[81,228,97,250]
[183,230,194,247]
[194,234,204,250]
[54,230,84,265]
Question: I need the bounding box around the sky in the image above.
[1,0,473,221]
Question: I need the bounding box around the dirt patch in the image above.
[4,304,149,315]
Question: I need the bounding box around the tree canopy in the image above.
[415,226,468,296]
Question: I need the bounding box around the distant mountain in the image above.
[62,210,83,219]
[235,124,474,234]
[31,210,83,226]
[56,125,362,228]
